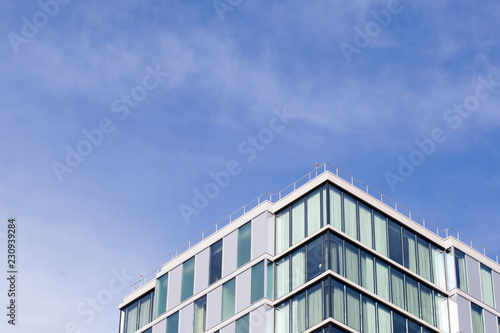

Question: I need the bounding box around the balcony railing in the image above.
[130,162,500,291]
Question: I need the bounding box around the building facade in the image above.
[118,164,500,333]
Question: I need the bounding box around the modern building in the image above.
[118,163,500,333]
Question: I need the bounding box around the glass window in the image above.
[166,311,179,333]
[332,280,345,323]
[267,261,273,299]
[276,257,290,299]
[221,278,236,321]
[403,229,417,273]
[291,292,306,333]
[237,221,252,267]
[330,233,344,276]
[361,251,375,293]
[276,209,290,253]
[374,212,388,257]
[406,276,420,317]
[432,246,446,289]
[292,200,305,245]
[359,203,373,248]
[181,257,195,302]
[420,285,434,325]
[307,189,322,235]
[308,283,323,328]
[376,260,390,301]
[323,279,330,320]
[345,243,359,284]
[362,297,376,333]
[480,265,495,308]
[329,186,342,230]
[393,312,407,333]
[391,268,405,309]
[343,194,358,240]
[193,295,206,333]
[408,321,421,333]
[307,237,323,281]
[377,304,392,333]
[435,293,449,332]
[445,249,456,290]
[138,292,152,328]
[388,220,403,265]
[471,303,484,333]
[235,314,249,333]
[209,240,223,285]
[455,249,468,292]
[346,288,360,331]
[154,273,168,318]
[251,261,265,303]
[125,301,138,333]
[417,237,431,281]
[276,301,290,332]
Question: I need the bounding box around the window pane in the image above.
[193,295,206,333]
[445,249,456,290]
[359,203,373,248]
[181,257,195,301]
[125,301,138,333]
[403,229,417,273]
[362,297,376,333]
[209,240,223,285]
[420,285,434,325]
[471,303,484,333]
[393,312,407,333]
[154,273,168,318]
[221,278,236,321]
[120,310,125,333]
[406,277,420,317]
[343,194,358,240]
[251,261,265,303]
[235,314,249,333]
[330,233,344,276]
[308,283,323,328]
[267,261,273,300]
[377,304,392,333]
[346,288,360,331]
[332,280,345,323]
[166,311,179,333]
[276,209,290,253]
[388,220,403,265]
[408,321,421,333]
[329,186,342,230]
[307,237,323,281]
[455,249,468,292]
[138,293,151,328]
[237,221,252,267]
[432,246,446,289]
[361,251,375,293]
[435,293,449,332]
[292,247,306,290]
[307,189,322,236]
[276,257,290,299]
[374,213,388,257]
[390,268,405,309]
[292,200,305,245]
[376,260,390,301]
[480,265,495,308]
[291,292,306,333]
[345,243,359,284]
[275,301,290,333]
[323,279,330,320]
[417,238,431,281]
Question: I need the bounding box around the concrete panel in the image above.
[252,212,272,260]
[152,319,166,333]
[493,271,500,311]
[223,230,238,278]
[457,295,472,333]
[206,286,222,329]
[466,255,483,301]
[236,268,252,313]
[484,309,497,333]
[167,265,182,311]
[220,321,235,333]
[194,247,210,294]
[179,303,194,333]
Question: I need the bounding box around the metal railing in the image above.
[130,162,500,291]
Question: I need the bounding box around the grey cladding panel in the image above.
[206,286,222,329]
[236,268,252,313]
[152,319,166,333]
[223,230,238,278]
[484,309,497,333]
[167,265,182,311]
[195,247,210,294]
[466,255,483,301]
[179,303,194,333]
[221,321,235,333]
[457,295,472,333]
[493,271,500,310]
[252,212,272,260]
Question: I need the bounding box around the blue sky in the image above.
[1,0,500,331]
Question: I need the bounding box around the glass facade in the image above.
[209,239,223,285]
[251,261,265,303]
[221,278,236,321]
[455,249,468,292]
[121,290,154,333]
[193,295,206,333]
[237,221,251,268]
[181,257,195,302]
[154,273,168,318]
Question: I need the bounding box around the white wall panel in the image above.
[194,247,210,294]
[179,303,194,333]
[223,231,238,278]
[236,268,252,313]
[467,255,483,301]
[167,265,182,311]
[206,286,222,330]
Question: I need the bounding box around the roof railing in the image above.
[130,162,500,291]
